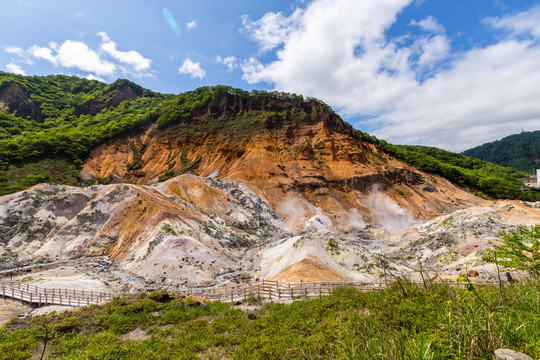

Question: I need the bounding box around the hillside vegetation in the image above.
[382,143,540,201]
[463,130,540,174]
[0,72,536,201]
[1,281,539,359]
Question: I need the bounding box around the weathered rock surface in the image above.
[0,82,42,121]
[495,349,534,360]
[73,84,140,116]
[1,174,538,288]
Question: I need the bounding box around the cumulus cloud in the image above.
[85,74,105,82]
[216,55,238,72]
[241,9,303,52]
[240,0,540,151]
[410,16,444,33]
[415,35,450,69]
[186,20,197,29]
[55,40,116,76]
[98,32,152,74]
[370,39,540,150]
[178,58,206,79]
[29,45,58,65]
[486,4,540,38]
[6,63,26,75]
[5,46,25,57]
[4,32,153,79]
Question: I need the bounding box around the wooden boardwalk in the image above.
[179,279,495,302]
[182,280,387,302]
[1,281,113,307]
[1,279,496,307]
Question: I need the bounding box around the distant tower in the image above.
[536,169,540,188]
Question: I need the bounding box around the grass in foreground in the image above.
[1,280,539,359]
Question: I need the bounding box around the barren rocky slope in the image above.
[1,87,538,294]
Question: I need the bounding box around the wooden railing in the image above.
[1,279,497,306]
[179,280,496,302]
[1,281,113,307]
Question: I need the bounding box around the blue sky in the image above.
[2,0,540,151]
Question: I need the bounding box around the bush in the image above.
[484,225,540,277]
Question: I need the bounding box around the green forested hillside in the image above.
[0,72,163,194]
[462,131,540,173]
[0,73,314,194]
[382,143,540,201]
[0,72,536,201]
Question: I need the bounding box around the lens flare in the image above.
[163,8,181,35]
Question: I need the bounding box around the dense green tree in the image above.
[483,225,540,277]
[463,131,540,173]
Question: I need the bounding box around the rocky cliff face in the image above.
[0,83,42,121]
[2,92,536,289]
[1,176,537,288]
[82,95,482,228]
[73,84,141,116]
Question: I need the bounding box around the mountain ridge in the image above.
[463,130,540,174]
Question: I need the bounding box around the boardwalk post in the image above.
[230,290,233,303]
[30,293,32,304]
[278,288,281,299]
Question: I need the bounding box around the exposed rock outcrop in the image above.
[0,82,42,121]
[73,85,140,116]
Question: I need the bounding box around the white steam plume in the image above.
[363,187,414,233]
[279,193,333,232]
[345,208,366,231]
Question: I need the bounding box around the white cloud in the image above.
[85,74,105,82]
[97,32,152,75]
[370,39,540,151]
[241,8,303,52]
[241,0,540,151]
[4,33,153,80]
[178,58,206,79]
[410,16,444,33]
[415,35,450,69]
[29,45,57,65]
[55,40,116,76]
[486,4,540,38]
[5,46,25,57]
[6,63,26,75]
[216,55,238,72]
[186,20,197,29]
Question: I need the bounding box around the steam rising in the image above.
[303,214,333,232]
[364,188,414,233]
[345,208,366,231]
[279,193,333,232]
